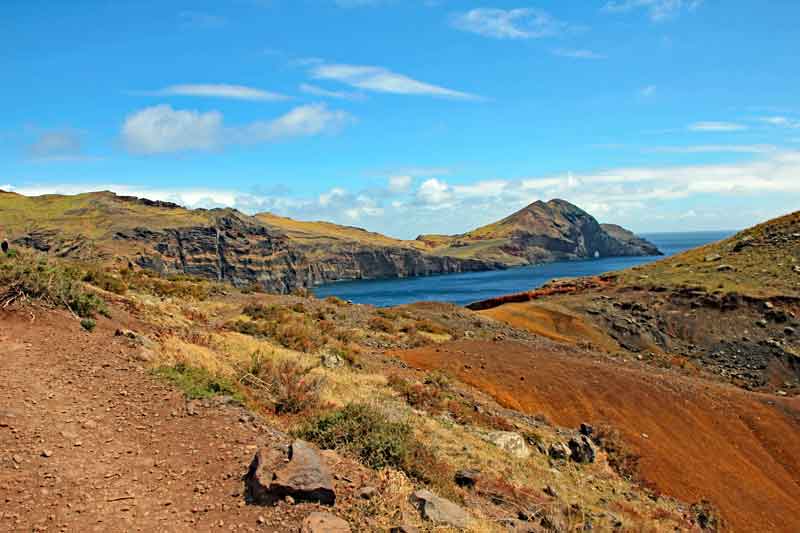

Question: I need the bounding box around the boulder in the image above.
[412,489,470,529]
[246,440,335,506]
[454,469,480,489]
[548,442,570,461]
[568,436,596,464]
[704,254,722,262]
[357,486,378,500]
[301,512,351,533]
[486,431,530,459]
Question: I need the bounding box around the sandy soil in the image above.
[395,339,800,533]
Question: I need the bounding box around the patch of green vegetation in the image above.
[154,363,243,401]
[0,250,108,318]
[80,318,96,332]
[296,403,414,470]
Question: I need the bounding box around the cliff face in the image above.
[114,212,501,293]
[0,192,660,294]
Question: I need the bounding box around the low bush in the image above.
[368,316,395,333]
[416,319,448,335]
[592,424,641,481]
[80,318,96,332]
[0,251,107,318]
[154,363,242,400]
[247,355,324,414]
[387,374,445,413]
[83,268,127,295]
[297,403,412,469]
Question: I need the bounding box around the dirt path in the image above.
[0,310,350,532]
[395,339,800,533]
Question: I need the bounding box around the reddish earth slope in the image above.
[395,340,800,533]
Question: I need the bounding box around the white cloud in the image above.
[646,144,777,154]
[122,105,223,154]
[760,116,800,129]
[309,63,480,100]
[299,83,364,100]
[416,178,452,206]
[688,121,748,132]
[9,150,800,237]
[122,104,352,154]
[603,0,703,22]
[451,8,571,39]
[552,49,607,60]
[144,84,288,101]
[388,175,413,193]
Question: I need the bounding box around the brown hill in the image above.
[419,199,661,265]
[0,191,658,293]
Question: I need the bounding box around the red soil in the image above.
[395,339,800,533]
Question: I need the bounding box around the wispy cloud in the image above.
[646,144,778,154]
[639,85,657,97]
[141,84,289,102]
[759,116,800,129]
[299,83,364,100]
[309,63,481,100]
[25,130,98,162]
[688,121,748,132]
[451,8,573,39]
[602,0,703,22]
[552,48,607,60]
[121,104,352,155]
[10,150,800,236]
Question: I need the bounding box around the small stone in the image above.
[11,454,22,464]
[784,326,795,336]
[704,254,722,262]
[300,512,351,533]
[568,436,596,464]
[256,516,265,525]
[357,486,378,500]
[41,450,53,458]
[756,319,768,328]
[579,423,593,437]
[389,526,419,533]
[777,390,788,397]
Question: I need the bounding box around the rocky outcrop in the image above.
[114,211,502,293]
[411,489,471,529]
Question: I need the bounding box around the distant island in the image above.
[0,190,660,293]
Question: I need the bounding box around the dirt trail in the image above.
[0,310,348,532]
[395,340,800,533]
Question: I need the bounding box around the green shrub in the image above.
[80,318,96,332]
[154,363,242,400]
[83,269,127,295]
[0,251,107,318]
[296,403,414,470]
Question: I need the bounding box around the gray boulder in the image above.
[301,512,351,533]
[412,489,471,529]
[246,440,335,506]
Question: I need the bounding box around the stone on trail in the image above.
[411,489,471,529]
[246,440,336,506]
[568,435,596,464]
[301,512,351,533]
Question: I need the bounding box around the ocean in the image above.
[313,231,734,307]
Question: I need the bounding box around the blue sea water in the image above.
[313,231,734,307]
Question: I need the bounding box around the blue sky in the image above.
[2,0,800,238]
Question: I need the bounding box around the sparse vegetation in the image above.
[0,250,108,318]
[245,354,324,414]
[80,318,96,332]
[154,363,242,401]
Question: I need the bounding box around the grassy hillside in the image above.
[619,211,800,298]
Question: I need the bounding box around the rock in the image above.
[454,469,480,489]
[568,436,596,464]
[756,319,768,328]
[716,264,734,272]
[733,236,753,252]
[321,351,344,369]
[301,512,351,533]
[41,450,53,458]
[486,431,530,459]
[579,423,593,437]
[412,489,470,529]
[704,254,722,262]
[548,442,570,461]
[186,400,201,416]
[246,440,336,506]
[357,486,378,500]
[784,327,795,336]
